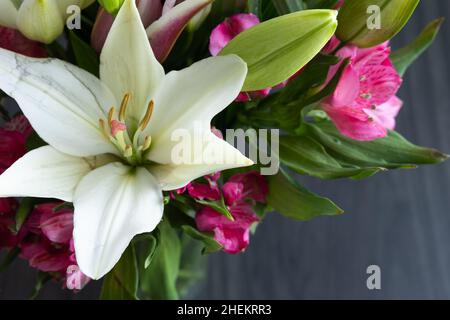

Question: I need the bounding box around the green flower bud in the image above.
[220,10,338,92]
[336,0,420,48]
[98,0,125,15]
[16,0,65,44]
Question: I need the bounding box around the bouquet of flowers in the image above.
[0,0,446,299]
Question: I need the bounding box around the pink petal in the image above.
[364,96,403,130]
[38,203,74,244]
[91,8,115,53]
[222,182,244,206]
[187,182,221,201]
[137,0,163,27]
[329,64,360,107]
[66,265,90,291]
[356,65,402,107]
[148,0,213,62]
[323,103,387,141]
[228,171,269,203]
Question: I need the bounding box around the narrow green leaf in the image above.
[267,169,343,221]
[272,0,305,15]
[100,245,138,300]
[336,0,420,47]
[69,31,99,76]
[181,225,222,254]
[0,248,20,273]
[15,198,34,233]
[142,234,158,269]
[195,198,234,221]
[29,272,51,300]
[220,9,337,91]
[391,18,444,76]
[306,121,449,168]
[279,135,381,179]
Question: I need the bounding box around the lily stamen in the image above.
[119,93,130,121]
[139,100,154,131]
[108,106,115,125]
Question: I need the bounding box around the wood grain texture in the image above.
[1,1,450,299]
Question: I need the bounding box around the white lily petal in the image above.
[73,162,164,279]
[0,146,92,201]
[0,0,18,29]
[100,0,164,130]
[0,48,118,157]
[151,131,253,191]
[145,54,247,164]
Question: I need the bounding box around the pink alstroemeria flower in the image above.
[18,203,90,290]
[0,27,47,58]
[38,203,74,244]
[321,40,403,141]
[209,13,273,102]
[0,116,32,173]
[194,171,268,254]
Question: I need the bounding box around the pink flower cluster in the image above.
[19,203,90,291]
[0,117,89,291]
[321,38,403,141]
[179,170,268,254]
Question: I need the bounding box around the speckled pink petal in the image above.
[323,103,387,141]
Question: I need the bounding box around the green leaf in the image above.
[336,0,420,47]
[220,9,337,91]
[98,0,125,15]
[176,235,208,298]
[306,120,448,168]
[0,248,20,273]
[133,233,160,270]
[242,54,340,130]
[181,225,222,254]
[29,272,51,300]
[279,135,381,179]
[139,219,181,300]
[248,0,278,21]
[100,245,138,300]
[272,0,305,15]
[15,198,34,233]
[391,18,444,76]
[68,31,99,76]
[304,0,339,9]
[195,197,234,221]
[267,169,343,221]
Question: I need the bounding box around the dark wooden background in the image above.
[1,1,450,299]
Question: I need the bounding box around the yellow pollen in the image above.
[139,100,154,131]
[119,93,130,121]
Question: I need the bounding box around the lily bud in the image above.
[0,0,19,29]
[98,0,125,15]
[220,10,338,92]
[16,0,65,44]
[336,0,420,48]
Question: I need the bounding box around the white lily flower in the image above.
[0,0,95,43]
[0,0,251,279]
